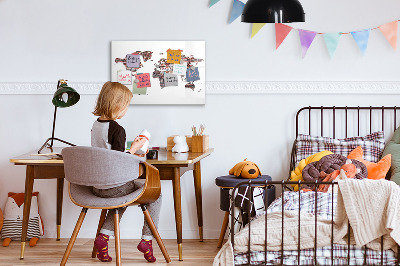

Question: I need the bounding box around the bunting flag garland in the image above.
[378,21,398,50]
[229,0,245,24]
[275,23,293,49]
[209,0,220,7]
[351,29,370,55]
[298,30,317,58]
[251,23,266,38]
[211,5,400,57]
[323,33,341,58]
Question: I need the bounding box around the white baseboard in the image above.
[1,81,400,95]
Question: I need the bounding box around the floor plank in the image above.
[0,239,221,265]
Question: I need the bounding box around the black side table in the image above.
[215,175,275,248]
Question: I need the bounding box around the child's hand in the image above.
[134,149,149,157]
[129,137,147,155]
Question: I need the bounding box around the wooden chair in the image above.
[60,146,171,265]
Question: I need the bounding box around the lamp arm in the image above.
[50,79,61,148]
[50,105,57,148]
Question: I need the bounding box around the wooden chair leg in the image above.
[60,208,88,266]
[217,211,230,248]
[114,210,121,266]
[141,205,171,263]
[91,209,108,258]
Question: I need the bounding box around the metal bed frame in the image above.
[230,106,400,266]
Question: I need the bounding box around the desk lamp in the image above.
[242,0,305,23]
[38,79,80,154]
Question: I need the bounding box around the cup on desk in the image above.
[146,150,158,160]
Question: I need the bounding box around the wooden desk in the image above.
[10,147,213,261]
[9,148,64,259]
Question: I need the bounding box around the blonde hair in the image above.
[93,82,133,120]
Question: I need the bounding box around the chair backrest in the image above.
[62,146,145,187]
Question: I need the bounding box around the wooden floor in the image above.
[0,239,221,265]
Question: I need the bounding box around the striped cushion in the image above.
[295,131,385,166]
[1,217,40,240]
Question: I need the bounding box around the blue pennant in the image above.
[351,29,371,55]
[229,0,245,23]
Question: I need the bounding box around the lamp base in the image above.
[38,137,76,154]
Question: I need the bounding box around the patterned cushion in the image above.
[295,131,385,166]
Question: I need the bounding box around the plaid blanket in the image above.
[235,244,397,265]
[266,190,336,220]
[234,191,397,265]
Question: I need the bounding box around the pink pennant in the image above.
[275,24,293,49]
[378,21,398,50]
[298,29,317,58]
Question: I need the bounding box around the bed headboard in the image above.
[295,106,400,138]
[290,106,400,178]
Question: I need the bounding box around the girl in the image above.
[91,81,161,263]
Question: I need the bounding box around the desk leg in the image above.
[193,161,203,242]
[56,178,64,241]
[172,167,183,261]
[20,165,35,259]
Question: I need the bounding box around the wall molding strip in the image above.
[0,81,399,95]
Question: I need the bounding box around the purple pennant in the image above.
[298,29,318,58]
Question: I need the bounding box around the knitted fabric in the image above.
[137,239,156,262]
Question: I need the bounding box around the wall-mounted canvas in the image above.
[111,41,205,105]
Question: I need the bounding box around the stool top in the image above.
[215,175,272,188]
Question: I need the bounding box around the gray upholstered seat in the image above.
[63,146,144,189]
[69,181,144,208]
[60,146,170,265]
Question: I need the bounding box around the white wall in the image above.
[1,0,400,239]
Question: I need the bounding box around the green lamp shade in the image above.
[52,84,80,108]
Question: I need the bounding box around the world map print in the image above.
[112,41,205,105]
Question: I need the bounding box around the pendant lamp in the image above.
[38,79,80,154]
[242,0,305,23]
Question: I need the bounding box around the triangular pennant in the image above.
[323,33,341,58]
[378,21,398,50]
[209,0,220,7]
[275,23,293,49]
[229,0,245,24]
[351,29,370,55]
[251,23,266,38]
[298,29,317,58]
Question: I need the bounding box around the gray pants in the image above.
[92,180,162,240]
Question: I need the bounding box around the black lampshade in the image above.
[52,84,80,108]
[242,0,305,23]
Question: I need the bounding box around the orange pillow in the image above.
[347,146,391,180]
